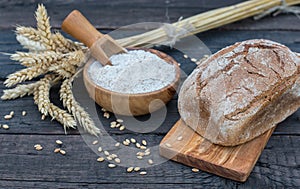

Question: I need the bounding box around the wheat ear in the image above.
[1,82,41,100]
[36,4,55,50]
[16,35,46,52]
[52,32,82,53]
[11,51,63,67]
[4,63,49,87]
[33,74,55,115]
[48,103,77,133]
[16,26,41,41]
[60,73,101,136]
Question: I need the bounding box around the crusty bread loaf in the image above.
[178,39,300,146]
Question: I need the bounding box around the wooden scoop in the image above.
[62,10,127,66]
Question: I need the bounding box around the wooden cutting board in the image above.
[159,119,275,182]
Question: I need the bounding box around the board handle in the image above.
[62,10,103,47]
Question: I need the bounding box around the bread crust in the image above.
[178,39,300,146]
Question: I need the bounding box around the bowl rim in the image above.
[83,48,181,97]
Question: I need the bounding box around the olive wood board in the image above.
[159,119,275,182]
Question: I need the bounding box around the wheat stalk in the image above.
[60,76,101,136]
[117,0,300,48]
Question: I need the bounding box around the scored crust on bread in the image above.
[178,39,300,146]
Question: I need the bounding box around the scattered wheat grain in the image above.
[92,140,98,145]
[97,157,105,162]
[22,111,27,116]
[127,167,134,172]
[119,125,125,131]
[59,149,66,155]
[108,163,116,168]
[98,146,102,152]
[114,158,121,164]
[116,119,123,123]
[140,171,147,175]
[134,167,140,172]
[56,140,63,145]
[177,136,183,141]
[130,138,136,143]
[2,124,9,130]
[54,148,60,153]
[148,159,153,165]
[192,168,199,172]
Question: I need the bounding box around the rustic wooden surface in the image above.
[0,0,299,188]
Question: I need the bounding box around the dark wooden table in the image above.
[0,1,299,188]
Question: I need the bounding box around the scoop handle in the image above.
[62,10,103,47]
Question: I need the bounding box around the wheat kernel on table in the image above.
[114,158,121,164]
[107,156,113,161]
[101,107,107,112]
[183,54,188,59]
[145,151,151,156]
[130,138,136,143]
[54,148,61,153]
[142,140,147,146]
[191,58,197,62]
[134,167,140,172]
[92,140,98,145]
[41,114,46,120]
[140,171,147,175]
[119,125,125,131]
[192,168,199,172]
[165,143,172,148]
[2,124,9,130]
[137,156,143,160]
[108,163,116,168]
[104,151,110,156]
[116,119,123,123]
[97,146,103,152]
[148,159,154,165]
[97,157,105,162]
[127,167,134,173]
[55,140,63,145]
[136,143,141,148]
[22,111,27,116]
[123,141,129,146]
[4,115,12,120]
[103,112,110,119]
[59,149,66,155]
[140,145,147,150]
[34,144,43,151]
[9,111,14,116]
[111,154,118,158]
[115,142,120,147]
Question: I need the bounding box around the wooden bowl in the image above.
[83,48,181,116]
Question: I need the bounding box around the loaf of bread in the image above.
[178,39,300,146]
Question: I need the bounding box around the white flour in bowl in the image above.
[88,50,176,94]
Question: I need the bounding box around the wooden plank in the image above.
[0,0,299,30]
[1,29,300,79]
[160,119,275,182]
[0,134,298,188]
